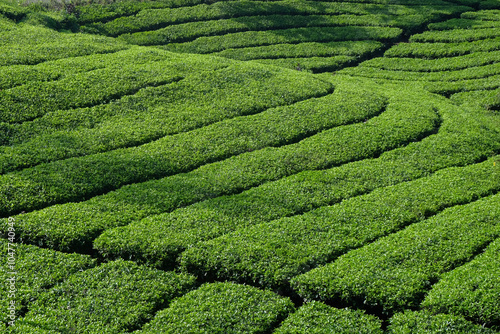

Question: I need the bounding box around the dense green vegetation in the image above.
[15,260,197,333]
[137,282,295,333]
[274,301,383,334]
[1,0,500,332]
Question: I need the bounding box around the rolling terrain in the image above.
[1,0,500,332]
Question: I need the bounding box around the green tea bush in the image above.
[161,26,402,53]
[410,27,500,42]
[461,9,500,20]
[360,51,500,71]
[290,191,500,315]
[136,282,295,334]
[2,84,388,252]
[341,62,500,81]
[213,40,382,61]
[421,238,500,327]
[89,0,462,37]
[388,311,498,334]
[384,38,500,58]
[451,87,500,109]
[76,0,203,24]
[424,75,500,96]
[17,260,197,333]
[274,301,383,334]
[0,25,129,66]
[0,60,183,123]
[181,157,500,291]
[0,239,96,324]
[0,46,177,90]
[0,2,26,21]
[254,56,355,73]
[428,17,500,30]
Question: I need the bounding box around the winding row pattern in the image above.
[0,0,500,333]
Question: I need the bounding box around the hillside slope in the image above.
[1,0,500,332]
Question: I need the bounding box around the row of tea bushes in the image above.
[161,26,402,54]
[0,239,96,325]
[212,40,383,61]
[341,62,500,81]
[274,301,383,334]
[180,157,500,291]
[358,50,500,72]
[1,59,326,172]
[291,191,500,315]
[0,25,129,66]
[387,311,499,334]
[75,0,203,24]
[384,38,500,58]
[136,282,294,334]
[14,260,197,333]
[87,0,465,37]
[422,237,500,327]
[253,55,356,73]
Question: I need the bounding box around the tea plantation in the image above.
[1,0,500,332]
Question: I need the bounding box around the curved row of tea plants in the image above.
[291,190,500,315]
[180,156,500,292]
[0,56,329,173]
[95,81,500,270]
[76,0,473,72]
[1,81,442,252]
[342,8,500,110]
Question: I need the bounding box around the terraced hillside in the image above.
[1,0,500,332]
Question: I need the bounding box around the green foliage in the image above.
[421,238,500,327]
[0,1,27,21]
[451,88,500,109]
[0,63,332,217]
[136,282,295,334]
[388,311,498,334]
[0,13,16,30]
[384,38,500,58]
[2,84,388,252]
[290,191,500,315]
[341,62,500,81]
[181,156,500,291]
[0,58,183,124]
[428,17,500,30]
[0,239,96,324]
[0,46,180,90]
[75,0,203,25]
[274,301,383,334]
[360,51,500,72]
[410,27,500,42]
[213,41,383,61]
[254,56,356,73]
[0,25,129,66]
[462,9,500,20]
[161,26,402,54]
[17,260,197,333]
[86,0,462,37]
[424,75,500,96]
